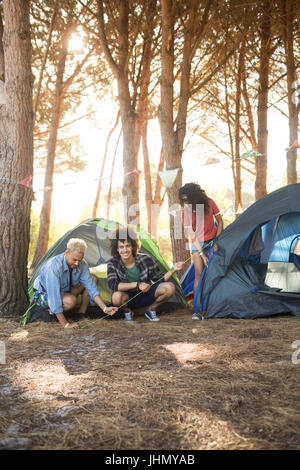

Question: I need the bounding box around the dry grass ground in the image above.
[0,308,300,450]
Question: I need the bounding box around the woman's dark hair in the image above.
[178,183,209,212]
[109,226,140,259]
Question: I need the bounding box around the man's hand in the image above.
[57,313,80,330]
[104,306,118,316]
[173,261,185,271]
[64,322,80,329]
[138,282,151,293]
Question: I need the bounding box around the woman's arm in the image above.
[215,214,223,238]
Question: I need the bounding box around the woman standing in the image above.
[179,183,223,319]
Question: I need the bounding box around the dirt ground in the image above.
[0,308,300,451]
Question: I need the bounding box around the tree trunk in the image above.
[159,0,191,272]
[0,13,5,80]
[33,0,59,120]
[135,2,156,232]
[107,128,122,219]
[119,79,140,224]
[281,0,299,184]
[0,0,33,317]
[93,111,120,218]
[234,43,244,216]
[97,0,140,225]
[255,0,272,200]
[31,24,74,269]
[142,121,153,234]
[152,148,165,240]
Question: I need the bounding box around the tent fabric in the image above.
[182,184,300,319]
[24,219,187,324]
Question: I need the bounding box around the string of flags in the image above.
[0,168,183,201]
[1,139,298,199]
[125,168,182,189]
[0,175,33,187]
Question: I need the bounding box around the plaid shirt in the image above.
[107,253,164,293]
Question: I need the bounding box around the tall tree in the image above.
[280,0,300,184]
[0,0,33,317]
[255,0,273,200]
[96,0,140,225]
[31,3,94,268]
[92,110,120,218]
[159,0,213,269]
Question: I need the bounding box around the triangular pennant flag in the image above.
[34,185,52,192]
[201,157,220,166]
[285,140,300,151]
[158,168,180,189]
[169,210,178,217]
[18,176,32,188]
[125,170,142,177]
[240,151,263,160]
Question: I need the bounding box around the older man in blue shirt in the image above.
[33,238,117,329]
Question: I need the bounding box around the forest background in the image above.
[0,0,299,317]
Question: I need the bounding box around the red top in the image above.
[181,198,221,242]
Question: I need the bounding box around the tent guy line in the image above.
[79,248,202,330]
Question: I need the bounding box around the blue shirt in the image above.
[33,253,100,315]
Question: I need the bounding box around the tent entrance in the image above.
[265,261,300,293]
[264,232,300,294]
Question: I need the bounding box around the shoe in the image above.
[145,309,160,322]
[27,305,52,323]
[124,310,134,322]
[192,312,201,320]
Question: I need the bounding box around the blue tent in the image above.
[181,184,300,319]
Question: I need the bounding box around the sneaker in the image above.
[145,309,160,322]
[192,312,201,320]
[124,310,134,322]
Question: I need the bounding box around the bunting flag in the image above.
[240,151,263,160]
[285,140,300,151]
[200,157,220,166]
[92,176,111,182]
[125,170,142,177]
[35,186,52,192]
[169,210,178,217]
[1,175,33,187]
[18,176,33,188]
[158,168,181,189]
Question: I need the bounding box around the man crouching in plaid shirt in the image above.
[107,227,184,322]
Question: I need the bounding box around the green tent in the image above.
[22,218,187,324]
